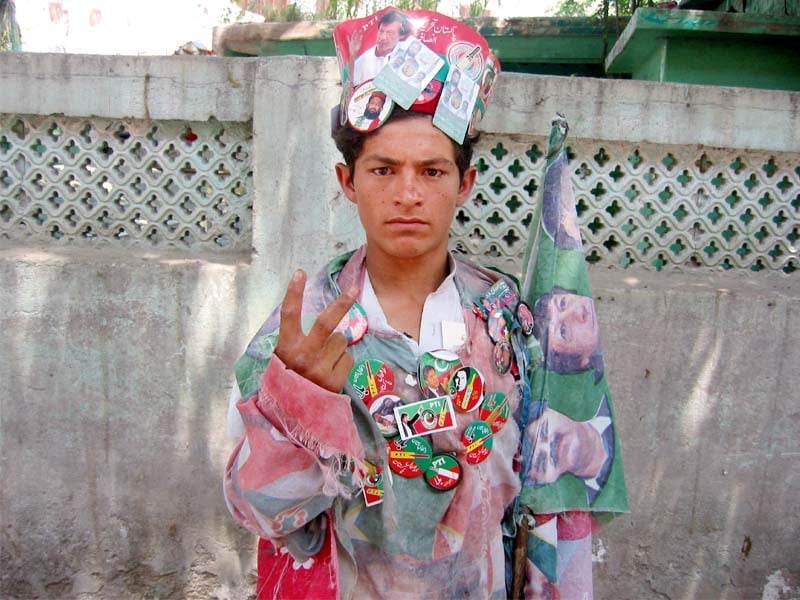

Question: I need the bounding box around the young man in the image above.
[224,8,612,599]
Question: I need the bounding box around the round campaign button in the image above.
[347,80,394,132]
[388,436,433,478]
[493,340,512,375]
[516,301,534,337]
[418,349,463,399]
[348,359,395,405]
[487,308,513,343]
[424,453,462,492]
[448,366,485,413]
[461,420,493,465]
[335,301,368,346]
[479,392,509,434]
[368,394,405,438]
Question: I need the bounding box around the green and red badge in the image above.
[394,395,456,440]
[448,366,485,412]
[348,359,395,405]
[478,391,509,433]
[388,436,433,478]
[461,420,493,465]
[361,462,385,507]
[418,349,462,398]
[424,453,462,491]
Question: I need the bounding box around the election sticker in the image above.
[432,65,479,144]
[418,349,462,399]
[373,36,444,109]
[347,80,394,133]
[335,301,368,346]
[388,436,433,478]
[517,301,534,337]
[349,359,395,405]
[424,453,462,492]
[461,420,493,465]
[448,366,485,413]
[369,393,405,438]
[487,308,513,343]
[361,462,385,507]
[478,391,509,434]
[394,395,457,440]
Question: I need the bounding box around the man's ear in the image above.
[335,163,357,204]
[456,165,477,207]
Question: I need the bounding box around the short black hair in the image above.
[333,108,477,181]
[379,10,411,37]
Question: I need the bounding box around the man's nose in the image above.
[395,171,423,204]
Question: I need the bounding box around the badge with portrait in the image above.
[394,395,457,440]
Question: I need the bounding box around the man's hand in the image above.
[275,270,358,393]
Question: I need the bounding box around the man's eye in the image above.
[559,323,567,340]
[425,168,443,177]
[559,297,566,309]
[373,167,391,176]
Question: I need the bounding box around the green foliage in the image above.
[469,0,490,17]
[263,2,306,22]
[325,0,442,20]
[0,0,21,51]
[553,0,656,17]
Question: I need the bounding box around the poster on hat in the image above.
[516,115,629,517]
[333,7,500,142]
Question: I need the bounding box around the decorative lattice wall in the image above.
[455,136,800,275]
[0,115,253,253]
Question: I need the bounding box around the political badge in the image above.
[373,36,444,109]
[361,462,385,507]
[461,420,493,465]
[394,395,457,440]
[517,301,534,337]
[424,453,462,492]
[335,301,369,346]
[349,359,395,405]
[388,436,433,478]
[418,349,462,399]
[478,391,509,434]
[368,393,405,438]
[487,308,513,343]
[493,340,512,375]
[448,366,485,413]
[474,280,518,320]
[347,80,394,132]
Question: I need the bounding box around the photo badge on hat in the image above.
[333,7,500,144]
[347,80,394,132]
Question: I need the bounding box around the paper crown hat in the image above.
[333,7,500,144]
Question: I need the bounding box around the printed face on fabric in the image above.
[533,288,601,374]
[525,407,607,485]
[335,115,476,265]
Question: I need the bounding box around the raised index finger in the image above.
[306,286,359,347]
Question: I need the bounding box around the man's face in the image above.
[335,115,476,265]
[425,368,438,388]
[544,293,599,364]
[364,95,385,119]
[375,21,402,57]
[526,409,579,484]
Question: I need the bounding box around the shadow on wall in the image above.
[592,273,800,600]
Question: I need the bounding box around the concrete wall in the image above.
[1,53,799,599]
